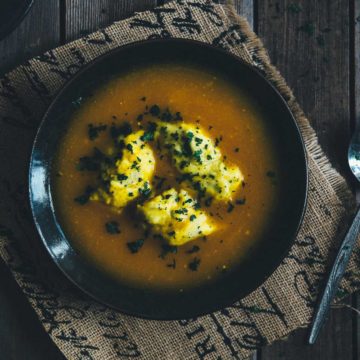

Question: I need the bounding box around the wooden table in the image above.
[0,1,358,359]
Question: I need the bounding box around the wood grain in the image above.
[0,260,64,359]
[0,0,64,359]
[64,0,157,41]
[257,0,355,358]
[257,0,352,177]
[0,0,60,76]
[354,1,360,359]
[233,0,254,29]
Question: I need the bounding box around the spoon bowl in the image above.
[348,130,360,182]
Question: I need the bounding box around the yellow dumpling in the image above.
[155,121,243,201]
[90,130,155,211]
[138,188,216,246]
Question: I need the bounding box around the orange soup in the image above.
[53,63,281,290]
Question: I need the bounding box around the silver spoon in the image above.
[308,130,360,344]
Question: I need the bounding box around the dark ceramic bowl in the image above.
[29,39,308,320]
[0,0,33,41]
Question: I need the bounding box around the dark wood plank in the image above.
[0,0,60,75]
[354,1,360,359]
[234,0,254,29]
[0,0,65,358]
[257,0,352,177]
[261,311,353,360]
[0,260,65,359]
[65,0,157,42]
[257,1,354,359]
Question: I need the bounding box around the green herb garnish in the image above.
[88,123,107,140]
[110,122,132,139]
[105,221,120,234]
[188,257,201,271]
[140,122,157,142]
[193,149,202,163]
[149,104,160,117]
[126,143,134,153]
[74,186,94,205]
[186,245,200,254]
[117,173,128,181]
[139,181,151,198]
[236,198,246,205]
[127,239,144,254]
[227,202,235,213]
[159,244,178,259]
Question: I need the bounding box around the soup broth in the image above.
[53,63,281,290]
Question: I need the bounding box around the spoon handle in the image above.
[308,206,360,344]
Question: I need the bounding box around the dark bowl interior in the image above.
[29,39,308,320]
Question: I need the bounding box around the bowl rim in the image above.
[29,37,309,320]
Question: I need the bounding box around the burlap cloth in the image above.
[0,1,359,359]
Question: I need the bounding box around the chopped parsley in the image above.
[186,245,200,254]
[110,122,132,139]
[193,149,202,163]
[139,182,151,198]
[154,176,166,190]
[186,131,194,141]
[195,137,203,146]
[204,197,213,207]
[227,202,235,213]
[127,239,144,254]
[236,198,246,205]
[126,143,133,153]
[174,208,188,215]
[140,122,157,142]
[105,221,120,234]
[77,155,100,171]
[149,104,160,117]
[174,112,183,121]
[159,244,178,259]
[161,108,173,122]
[188,257,201,271]
[74,186,94,205]
[117,173,128,181]
[88,123,107,140]
[189,214,197,221]
[215,136,222,147]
